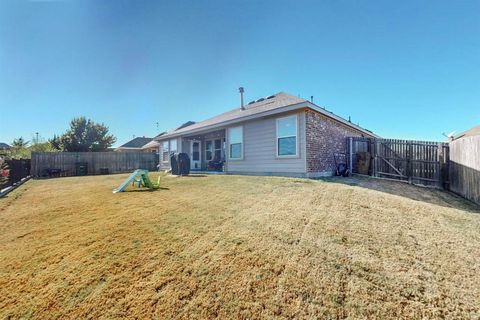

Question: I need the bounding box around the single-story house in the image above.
[155,92,377,177]
[115,137,157,153]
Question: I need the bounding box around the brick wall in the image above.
[305,110,371,174]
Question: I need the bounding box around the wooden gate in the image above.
[348,137,449,188]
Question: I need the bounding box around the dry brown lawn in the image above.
[0,173,479,319]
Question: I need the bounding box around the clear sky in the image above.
[0,0,479,146]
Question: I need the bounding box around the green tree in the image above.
[9,137,30,159]
[49,134,62,151]
[7,136,56,159]
[52,117,116,152]
[30,142,55,153]
[12,137,29,148]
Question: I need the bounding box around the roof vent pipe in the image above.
[239,87,245,110]
[310,96,314,103]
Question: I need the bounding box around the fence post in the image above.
[348,137,353,175]
[407,142,413,184]
[370,138,375,176]
[439,144,450,190]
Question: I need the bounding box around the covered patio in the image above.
[181,129,226,172]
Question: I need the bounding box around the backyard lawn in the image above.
[0,173,479,319]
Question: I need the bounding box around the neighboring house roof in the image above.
[453,125,480,140]
[156,92,376,140]
[141,140,160,149]
[116,137,153,150]
[152,124,195,140]
[0,143,10,149]
[175,121,196,131]
[153,131,167,141]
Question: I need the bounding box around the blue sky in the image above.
[0,0,479,146]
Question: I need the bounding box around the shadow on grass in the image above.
[320,175,480,214]
[123,187,170,192]
[179,174,207,178]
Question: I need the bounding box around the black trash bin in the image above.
[177,153,190,176]
[75,162,88,176]
[170,153,179,175]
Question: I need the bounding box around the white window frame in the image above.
[213,138,223,161]
[161,141,169,162]
[276,114,299,158]
[205,138,223,161]
[205,140,214,161]
[228,126,243,160]
[169,139,177,153]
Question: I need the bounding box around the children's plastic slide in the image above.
[113,169,161,193]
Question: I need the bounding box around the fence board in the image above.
[31,152,159,177]
[449,136,480,205]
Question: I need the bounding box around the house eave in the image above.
[305,102,380,138]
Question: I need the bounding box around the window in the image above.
[170,139,177,153]
[206,139,222,161]
[161,141,169,162]
[192,141,200,161]
[276,115,297,156]
[228,126,243,159]
[205,140,213,161]
[214,139,222,160]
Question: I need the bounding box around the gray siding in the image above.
[226,111,306,173]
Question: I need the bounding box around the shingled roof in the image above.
[0,142,10,149]
[118,137,153,149]
[173,92,304,135]
[156,92,376,139]
[156,93,304,139]
[175,121,196,131]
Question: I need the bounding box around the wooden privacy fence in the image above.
[1,159,31,189]
[348,137,449,188]
[449,136,480,205]
[31,152,159,177]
